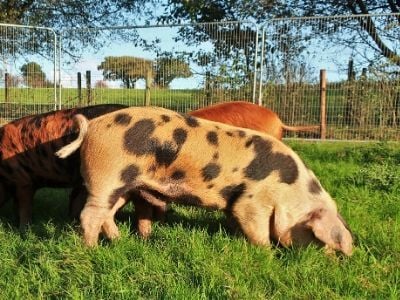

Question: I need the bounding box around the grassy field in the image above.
[0,141,399,298]
[0,87,238,109]
[1,86,399,141]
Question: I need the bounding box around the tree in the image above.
[156,0,400,71]
[287,0,400,67]
[20,62,48,87]
[98,55,192,89]
[98,56,153,89]
[0,0,153,61]
[154,56,192,88]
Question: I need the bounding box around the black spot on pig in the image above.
[161,115,171,123]
[173,128,187,145]
[124,119,158,155]
[171,170,185,180]
[220,183,246,209]
[155,141,179,167]
[213,152,219,160]
[244,136,298,183]
[109,183,136,206]
[245,139,253,148]
[237,130,246,138]
[174,194,202,206]
[206,131,218,146]
[184,115,199,127]
[120,164,141,183]
[201,163,221,182]
[273,153,299,184]
[114,113,132,125]
[309,178,322,194]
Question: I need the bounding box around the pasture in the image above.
[0,141,398,299]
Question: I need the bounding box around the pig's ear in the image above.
[305,209,353,256]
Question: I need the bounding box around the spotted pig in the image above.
[56,106,353,255]
[189,101,320,140]
[0,104,127,227]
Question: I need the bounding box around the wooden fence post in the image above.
[145,68,152,106]
[344,58,356,126]
[205,71,212,106]
[86,70,92,105]
[320,69,327,140]
[4,72,9,103]
[77,72,82,106]
[361,68,367,80]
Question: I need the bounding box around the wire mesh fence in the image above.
[260,14,400,140]
[0,24,57,124]
[59,22,259,113]
[0,14,399,141]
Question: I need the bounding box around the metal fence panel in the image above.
[260,13,400,140]
[1,14,399,142]
[59,22,259,113]
[0,24,57,124]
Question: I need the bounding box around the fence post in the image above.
[5,72,9,103]
[86,70,92,105]
[361,68,367,80]
[344,58,355,126]
[205,71,212,106]
[77,72,82,106]
[395,73,400,127]
[320,69,327,140]
[145,68,152,106]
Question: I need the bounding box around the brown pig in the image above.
[0,104,127,227]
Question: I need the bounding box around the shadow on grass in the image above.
[0,188,81,241]
[115,205,236,239]
[0,190,231,243]
[0,189,355,258]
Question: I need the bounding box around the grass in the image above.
[0,87,237,110]
[0,141,399,299]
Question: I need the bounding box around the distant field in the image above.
[0,87,208,110]
[0,141,399,298]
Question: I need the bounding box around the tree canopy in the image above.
[156,0,400,73]
[0,0,148,26]
[158,0,399,24]
[0,0,151,60]
[20,62,50,87]
[98,56,153,89]
[154,56,192,88]
[97,55,192,88]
